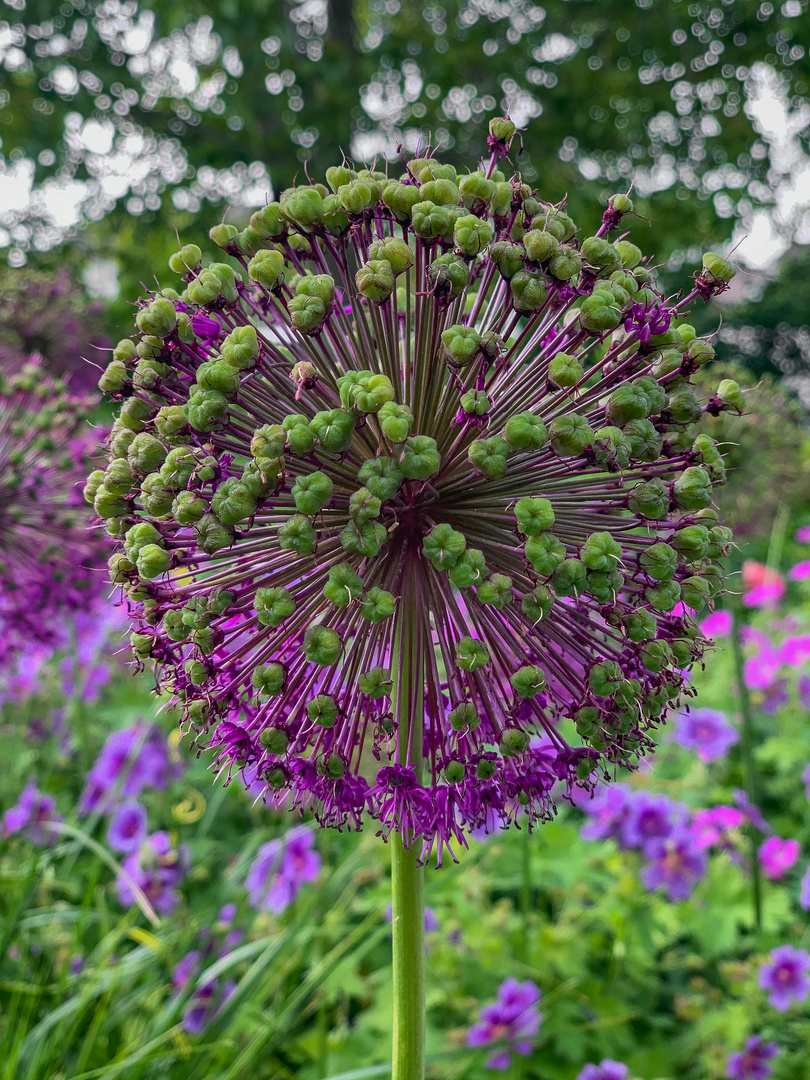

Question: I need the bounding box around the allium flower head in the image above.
[0,360,108,669]
[94,127,734,850]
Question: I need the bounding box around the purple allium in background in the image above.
[2,780,61,846]
[117,830,189,915]
[106,801,148,854]
[725,1036,780,1080]
[244,826,320,914]
[466,977,542,1070]
[182,976,237,1035]
[576,1060,629,1080]
[94,145,735,850]
[0,361,109,672]
[757,945,810,1011]
[758,836,800,880]
[640,827,707,901]
[79,722,179,814]
[671,707,739,762]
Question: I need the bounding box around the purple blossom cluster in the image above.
[93,134,736,849]
[466,977,542,1070]
[244,826,321,913]
[79,722,180,815]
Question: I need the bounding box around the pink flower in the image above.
[700,609,733,638]
[758,836,800,880]
[794,525,810,543]
[787,560,810,582]
[691,806,745,850]
[741,561,785,609]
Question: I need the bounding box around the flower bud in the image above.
[455,636,489,672]
[514,496,554,536]
[503,411,548,451]
[292,470,334,515]
[448,548,487,588]
[303,625,342,666]
[525,532,565,575]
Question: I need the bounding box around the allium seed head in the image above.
[95,126,734,856]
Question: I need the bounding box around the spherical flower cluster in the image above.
[93,122,735,849]
[0,361,108,671]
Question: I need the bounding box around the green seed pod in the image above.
[136,543,173,580]
[358,456,403,500]
[441,325,482,366]
[503,411,548,451]
[356,259,396,302]
[84,469,105,506]
[581,236,623,277]
[580,531,622,572]
[310,409,354,453]
[445,548,485,589]
[303,625,342,666]
[510,270,548,314]
[533,207,577,242]
[136,297,177,338]
[455,635,489,672]
[547,352,583,388]
[460,390,490,416]
[701,251,735,284]
[459,174,496,207]
[525,532,566,576]
[673,466,712,510]
[307,693,339,727]
[510,664,547,698]
[324,564,364,607]
[193,513,234,554]
[172,490,206,525]
[468,436,508,479]
[586,569,624,602]
[625,608,657,642]
[358,666,393,698]
[103,458,136,497]
[428,253,469,298]
[278,514,317,555]
[420,178,460,206]
[338,371,395,413]
[326,165,353,193]
[412,200,451,240]
[589,660,623,697]
[500,728,530,757]
[211,478,257,525]
[548,245,582,281]
[639,542,678,581]
[254,586,295,627]
[340,520,386,557]
[680,575,711,610]
[549,414,594,457]
[514,496,554,536]
[367,237,414,275]
[260,727,290,754]
[453,214,494,256]
[361,588,396,622]
[108,552,135,585]
[382,181,422,222]
[378,401,413,442]
[423,523,467,571]
[93,484,129,519]
[614,240,642,269]
[118,396,157,433]
[252,663,286,697]
[552,557,587,597]
[400,435,440,480]
[249,203,286,239]
[99,358,130,395]
[628,478,669,520]
[672,525,710,561]
[523,229,558,264]
[476,573,513,608]
[292,471,334,515]
[489,116,516,142]
[580,290,623,332]
[280,185,324,228]
[592,426,632,469]
[624,419,663,462]
[645,578,682,612]
[248,249,285,291]
[289,294,327,335]
[349,487,382,522]
[716,379,745,412]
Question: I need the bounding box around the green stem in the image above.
[391,560,426,1080]
[730,605,763,932]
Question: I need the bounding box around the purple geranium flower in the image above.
[726,1036,780,1080]
[79,723,179,814]
[580,784,633,843]
[244,826,321,914]
[691,806,745,850]
[758,836,800,880]
[620,792,689,854]
[640,826,707,901]
[671,707,739,762]
[699,609,732,638]
[106,801,148,854]
[2,780,62,846]
[117,830,189,916]
[757,945,810,1011]
[466,977,542,1070]
[576,1060,629,1080]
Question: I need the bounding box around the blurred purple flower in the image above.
[758,836,800,880]
[671,707,739,762]
[117,830,189,915]
[182,976,237,1034]
[106,801,148,854]
[620,792,690,854]
[797,674,810,711]
[640,826,707,901]
[79,723,179,814]
[576,1060,629,1080]
[466,977,542,1070]
[799,866,810,910]
[384,902,439,933]
[700,609,733,638]
[173,950,202,992]
[691,806,745,850]
[244,826,320,914]
[725,1036,779,1080]
[795,525,810,543]
[733,790,772,835]
[2,780,61,846]
[580,784,633,843]
[787,559,810,582]
[758,945,810,1011]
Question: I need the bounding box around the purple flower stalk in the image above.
[244,825,321,913]
[757,945,810,1011]
[0,360,109,671]
[576,1060,629,1080]
[93,133,734,850]
[725,1036,779,1080]
[671,706,739,762]
[466,977,542,1070]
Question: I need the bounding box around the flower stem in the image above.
[730,604,763,932]
[391,559,426,1080]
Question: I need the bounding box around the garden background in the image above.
[2,2,810,1078]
